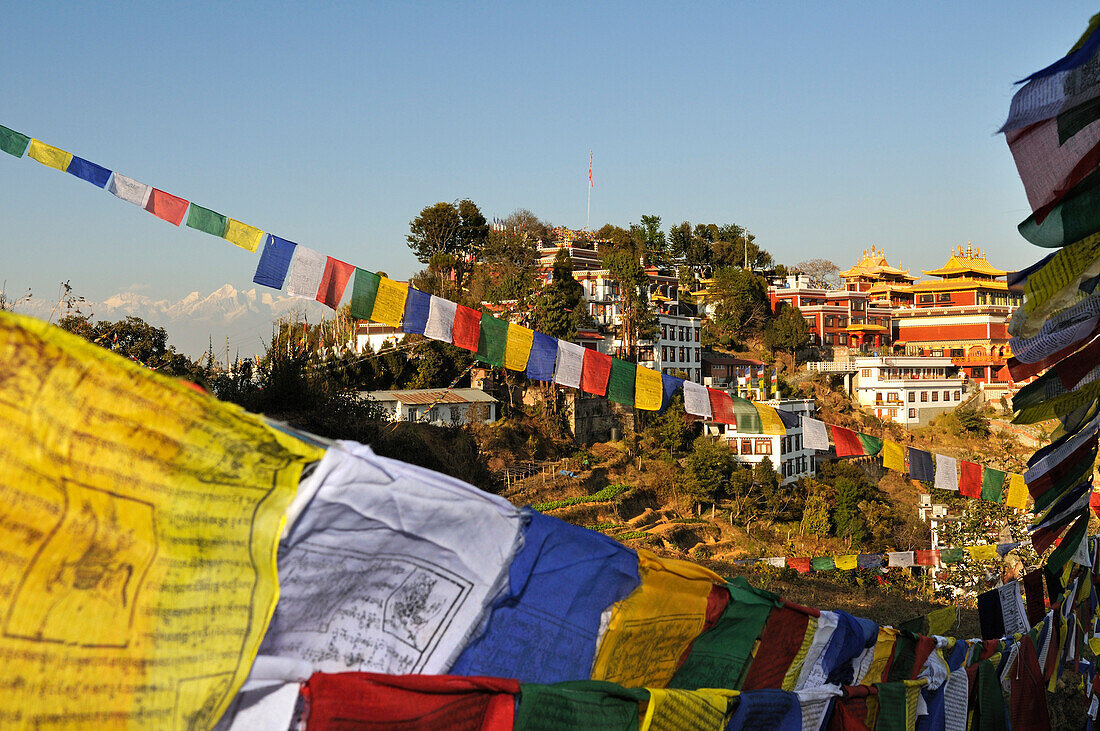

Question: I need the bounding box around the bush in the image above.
[682,436,734,501]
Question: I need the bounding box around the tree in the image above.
[668,221,772,272]
[631,214,668,267]
[470,208,545,312]
[640,395,692,457]
[763,302,812,358]
[532,248,593,340]
[406,199,488,293]
[58,314,196,378]
[795,259,841,289]
[601,249,657,360]
[682,435,734,501]
[707,267,772,345]
[800,493,832,536]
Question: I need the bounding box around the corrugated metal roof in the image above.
[362,388,498,405]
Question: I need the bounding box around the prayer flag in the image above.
[424,295,457,343]
[829,425,863,457]
[959,460,983,499]
[742,603,814,689]
[186,203,228,236]
[682,381,712,419]
[730,396,761,433]
[450,510,639,683]
[223,218,264,252]
[65,155,111,188]
[882,439,905,472]
[553,340,584,389]
[1019,167,1100,248]
[316,257,355,310]
[857,554,883,569]
[660,373,683,412]
[580,349,612,396]
[285,246,326,299]
[26,139,72,171]
[915,549,940,566]
[969,544,999,561]
[0,124,30,157]
[908,448,934,482]
[787,557,811,573]
[372,277,408,328]
[526,332,557,381]
[755,403,786,435]
[253,235,297,290]
[1004,116,1100,215]
[982,467,1006,502]
[1022,569,1047,626]
[641,688,736,731]
[939,547,964,564]
[888,551,915,567]
[835,555,858,571]
[515,681,647,730]
[348,269,381,321]
[400,287,431,334]
[590,550,721,687]
[857,433,883,455]
[108,172,151,207]
[451,305,481,351]
[708,388,736,424]
[726,689,801,730]
[635,366,663,411]
[607,358,636,405]
[504,323,535,372]
[144,188,189,226]
[978,588,1007,640]
[811,557,835,571]
[473,312,506,367]
[1006,473,1029,509]
[802,417,829,450]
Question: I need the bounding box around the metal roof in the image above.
[362,388,499,405]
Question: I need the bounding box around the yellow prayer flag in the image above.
[861,627,898,684]
[1005,473,1029,510]
[372,277,408,327]
[635,366,663,411]
[591,549,721,687]
[835,554,859,571]
[882,439,906,472]
[0,312,322,727]
[782,615,819,691]
[755,403,786,435]
[27,139,73,171]
[640,688,737,731]
[902,680,926,728]
[223,218,265,252]
[968,544,999,561]
[926,606,957,636]
[503,323,534,372]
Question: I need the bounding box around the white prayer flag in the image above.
[763,557,786,568]
[794,610,840,690]
[802,417,830,451]
[997,581,1030,635]
[795,686,843,731]
[934,454,958,492]
[943,669,969,731]
[681,381,712,419]
[259,441,523,675]
[424,296,457,343]
[554,340,585,389]
[108,172,151,207]
[888,551,915,568]
[285,246,326,300]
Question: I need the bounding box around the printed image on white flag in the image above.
[285,246,326,299]
[935,454,958,492]
[554,340,585,390]
[259,441,523,675]
[108,172,152,207]
[682,381,712,419]
[802,417,829,451]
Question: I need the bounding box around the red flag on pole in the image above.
[588,151,593,187]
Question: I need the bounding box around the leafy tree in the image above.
[406,199,488,293]
[601,248,657,360]
[707,267,772,345]
[833,476,868,543]
[682,435,734,501]
[801,492,832,536]
[58,314,196,378]
[953,404,991,437]
[763,302,812,358]
[795,259,841,289]
[677,266,697,307]
[532,248,593,340]
[640,395,692,456]
[667,221,772,271]
[631,214,668,267]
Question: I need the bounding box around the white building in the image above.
[703,398,817,485]
[363,388,500,426]
[636,313,703,384]
[851,356,968,427]
[354,321,403,353]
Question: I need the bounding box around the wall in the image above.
[565,392,635,445]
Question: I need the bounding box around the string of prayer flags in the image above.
[223,218,265,252]
[526,332,557,382]
[349,268,381,321]
[66,155,111,188]
[634,364,663,411]
[606,358,635,405]
[253,235,297,289]
[475,312,508,366]
[108,172,152,207]
[908,448,934,482]
[286,246,326,300]
[503,323,534,373]
[682,380,712,419]
[451,304,481,351]
[554,340,585,390]
[0,123,29,157]
[708,387,736,425]
[145,188,189,226]
[26,138,72,171]
[317,257,355,310]
[371,277,408,328]
[186,202,228,236]
[934,454,959,492]
[580,349,612,396]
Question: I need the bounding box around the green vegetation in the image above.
[532,483,631,512]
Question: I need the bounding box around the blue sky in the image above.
[2,2,1096,308]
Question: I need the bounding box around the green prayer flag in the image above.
[1034,447,1096,513]
[886,632,918,682]
[729,397,761,433]
[0,125,30,157]
[475,312,507,367]
[811,557,835,571]
[670,578,780,691]
[348,268,380,320]
[981,468,1006,503]
[873,681,918,731]
[1045,514,1088,578]
[186,203,228,236]
[939,548,964,564]
[607,358,636,406]
[974,660,1008,731]
[1019,166,1100,248]
[857,433,883,456]
[515,681,648,731]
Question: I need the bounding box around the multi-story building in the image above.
[703,398,817,485]
[768,267,898,352]
[851,356,968,427]
[634,313,703,383]
[700,353,773,400]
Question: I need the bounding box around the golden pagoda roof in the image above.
[922,243,1007,278]
[839,245,917,282]
[866,282,914,294]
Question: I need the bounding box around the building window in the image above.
[921,391,928,402]
[862,369,871,377]
[755,439,772,455]
[909,408,916,418]
[954,391,961,400]
[694,328,700,342]
[740,439,753,454]
[931,391,938,402]
[971,367,986,379]
[937,293,952,302]
[919,294,933,303]
[888,408,897,417]
[943,391,950,401]
[695,350,700,362]
[908,391,915,402]
[729,439,739,454]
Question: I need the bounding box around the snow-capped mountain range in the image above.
[18,284,329,358]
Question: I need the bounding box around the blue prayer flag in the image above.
[66,156,111,188]
[857,554,883,569]
[727,689,801,730]
[908,448,934,482]
[526,332,557,382]
[660,373,684,412]
[449,509,640,683]
[402,287,431,335]
[823,611,878,686]
[253,235,297,289]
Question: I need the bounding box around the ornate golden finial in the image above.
[966,241,972,257]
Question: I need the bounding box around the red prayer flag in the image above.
[741,603,811,690]
[580,349,612,396]
[451,305,481,352]
[316,257,355,309]
[1091,490,1100,519]
[304,672,519,731]
[144,188,188,225]
[829,425,864,457]
[914,549,940,567]
[959,461,983,499]
[707,388,736,425]
[787,557,812,574]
